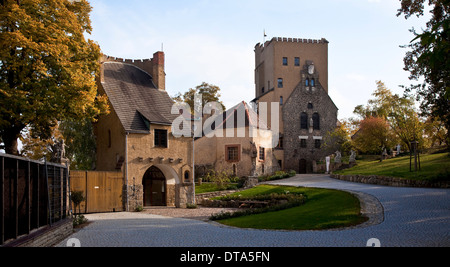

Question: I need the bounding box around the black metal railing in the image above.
[0,153,69,246]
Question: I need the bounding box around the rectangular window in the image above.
[283,57,288,66]
[277,136,284,149]
[259,147,265,161]
[226,145,240,162]
[154,129,168,148]
[280,96,283,106]
[295,57,300,66]
[300,139,307,148]
[315,139,322,149]
[278,78,283,88]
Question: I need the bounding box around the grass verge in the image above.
[334,153,450,181]
[214,185,368,231]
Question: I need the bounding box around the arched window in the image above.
[307,103,313,109]
[305,79,309,87]
[301,113,308,130]
[311,79,315,87]
[313,113,320,130]
[184,171,190,182]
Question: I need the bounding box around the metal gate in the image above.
[0,153,69,246]
[70,171,124,214]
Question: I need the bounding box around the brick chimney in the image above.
[152,51,165,90]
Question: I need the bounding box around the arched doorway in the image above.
[143,166,167,206]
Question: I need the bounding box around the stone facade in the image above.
[282,62,338,173]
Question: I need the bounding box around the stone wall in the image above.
[331,174,450,189]
[3,219,73,247]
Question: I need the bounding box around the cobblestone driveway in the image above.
[57,175,450,247]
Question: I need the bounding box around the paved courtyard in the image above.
[57,175,450,247]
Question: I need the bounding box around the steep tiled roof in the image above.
[202,101,269,136]
[102,62,177,133]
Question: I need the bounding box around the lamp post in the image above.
[192,126,196,205]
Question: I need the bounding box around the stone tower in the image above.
[100,51,166,90]
[252,37,338,173]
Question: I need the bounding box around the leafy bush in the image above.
[209,194,306,221]
[73,214,88,227]
[205,170,239,190]
[258,170,297,182]
[210,190,306,221]
[134,205,144,212]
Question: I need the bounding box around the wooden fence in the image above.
[70,171,124,214]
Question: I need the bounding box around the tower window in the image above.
[313,113,320,130]
[283,57,288,66]
[300,139,307,148]
[301,112,308,130]
[278,78,283,88]
[305,79,309,87]
[311,78,315,87]
[315,139,322,149]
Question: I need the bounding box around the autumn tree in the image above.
[354,81,424,152]
[322,120,354,155]
[0,0,108,155]
[397,0,450,146]
[353,116,398,161]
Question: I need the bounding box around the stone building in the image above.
[195,101,279,178]
[252,37,338,173]
[94,52,194,210]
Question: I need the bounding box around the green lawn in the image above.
[215,185,368,231]
[335,153,450,181]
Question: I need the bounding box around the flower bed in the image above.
[207,192,306,221]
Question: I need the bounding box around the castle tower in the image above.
[252,37,338,173]
[100,51,166,90]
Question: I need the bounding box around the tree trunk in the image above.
[2,128,22,155]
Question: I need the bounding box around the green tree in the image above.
[0,0,109,155]
[173,82,226,115]
[322,120,354,155]
[397,0,450,146]
[60,118,96,170]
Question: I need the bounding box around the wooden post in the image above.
[1,156,4,245]
[26,161,30,235]
[14,159,18,240]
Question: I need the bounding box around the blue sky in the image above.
[88,0,430,120]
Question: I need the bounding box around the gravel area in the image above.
[56,174,450,247]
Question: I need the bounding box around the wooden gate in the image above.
[70,171,124,214]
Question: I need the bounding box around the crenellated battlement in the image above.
[100,52,166,90]
[256,37,329,49]
[101,55,152,64]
